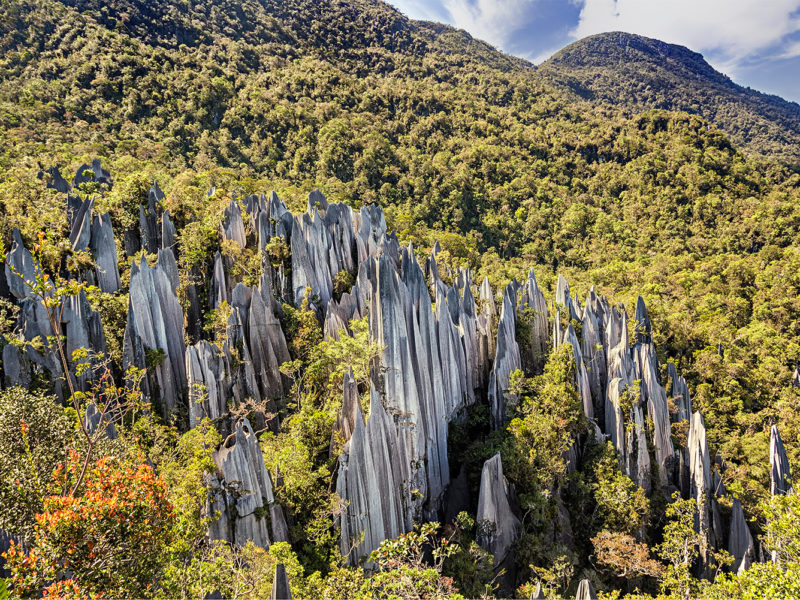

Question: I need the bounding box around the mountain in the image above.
[538,32,800,166]
[2,0,800,598]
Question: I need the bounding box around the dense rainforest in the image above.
[1,0,800,597]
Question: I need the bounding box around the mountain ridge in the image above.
[537,31,800,165]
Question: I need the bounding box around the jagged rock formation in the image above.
[124,252,187,420]
[575,578,597,600]
[208,419,289,549]
[530,582,545,600]
[488,283,521,429]
[330,367,362,455]
[771,425,793,496]
[337,386,412,565]
[688,411,722,576]
[186,340,232,428]
[270,563,292,600]
[729,498,755,573]
[476,453,519,569]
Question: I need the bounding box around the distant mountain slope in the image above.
[538,32,800,166]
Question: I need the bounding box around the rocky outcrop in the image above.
[575,579,597,600]
[270,564,292,600]
[770,425,793,496]
[488,283,521,429]
[520,269,549,374]
[208,419,288,549]
[186,340,231,427]
[330,367,362,455]
[476,453,519,569]
[124,253,187,420]
[728,498,755,573]
[688,411,722,576]
[337,386,412,565]
[90,213,121,293]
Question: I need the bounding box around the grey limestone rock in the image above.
[209,251,228,309]
[555,274,580,322]
[575,579,598,600]
[125,254,187,420]
[5,229,38,300]
[209,419,285,549]
[162,209,177,251]
[728,498,755,573]
[337,385,412,565]
[520,269,549,374]
[186,340,230,428]
[476,453,519,568]
[43,166,71,193]
[355,204,387,264]
[69,197,94,252]
[90,213,121,293]
[688,411,721,575]
[222,199,247,248]
[330,367,362,455]
[488,283,522,430]
[771,425,793,496]
[270,563,292,600]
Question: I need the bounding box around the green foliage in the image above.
[0,387,76,539]
[655,493,702,599]
[590,443,650,537]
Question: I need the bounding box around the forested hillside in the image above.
[2,0,800,597]
[538,32,800,166]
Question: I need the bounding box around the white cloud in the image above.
[439,0,536,50]
[572,0,800,69]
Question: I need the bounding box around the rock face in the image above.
[208,419,288,549]
[688,411,722,576]
[770,425,793,496]
[337,386,412,565]
[476,453,519,569]
[90,213,121,293]
[520,269,549,374]
[270,563,292,600]
[728,498,755,573]
[330,367,362,455]
[186,340,231,428]
[125,253,187,420]
[488,283,522,429]
[575,579,597,600]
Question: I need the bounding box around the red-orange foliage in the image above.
[3,452,175,598]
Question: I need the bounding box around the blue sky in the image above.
[389,0,800,104]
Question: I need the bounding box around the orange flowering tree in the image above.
[4,452,175,599]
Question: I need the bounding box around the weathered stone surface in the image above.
[209,419,285,549]
[270,563,292,600]
[530,581,545,600]
[61,289,107,390]
[770,425,793,496]
[667,362,692,423]
[222,199,247,248]
[162,209,177,251]
[555,274,580,322]
[209,251,228,309]
[69,197,93,252]
[84,401,118,440]
[634,339,674,488]
[291,210,335,307]
[476,453,519,568]
[337,386,412,565]
[43,166,71,193]
[560,323,594,420]
[581,294,606,420]
[73,158,111,188]
[5,229,38,300]
[520,269,549,374]
[728,498,755,573]
[606,377,651,494]
[575,579,597,600]
[355,204,387,264]
[125,254,187,420]
[488,283,521,429]
[90,213,121,293]
[688,411,721,575]
[186,340,230,428]
[331,367,362,455]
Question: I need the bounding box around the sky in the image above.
[388,0,800,104]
